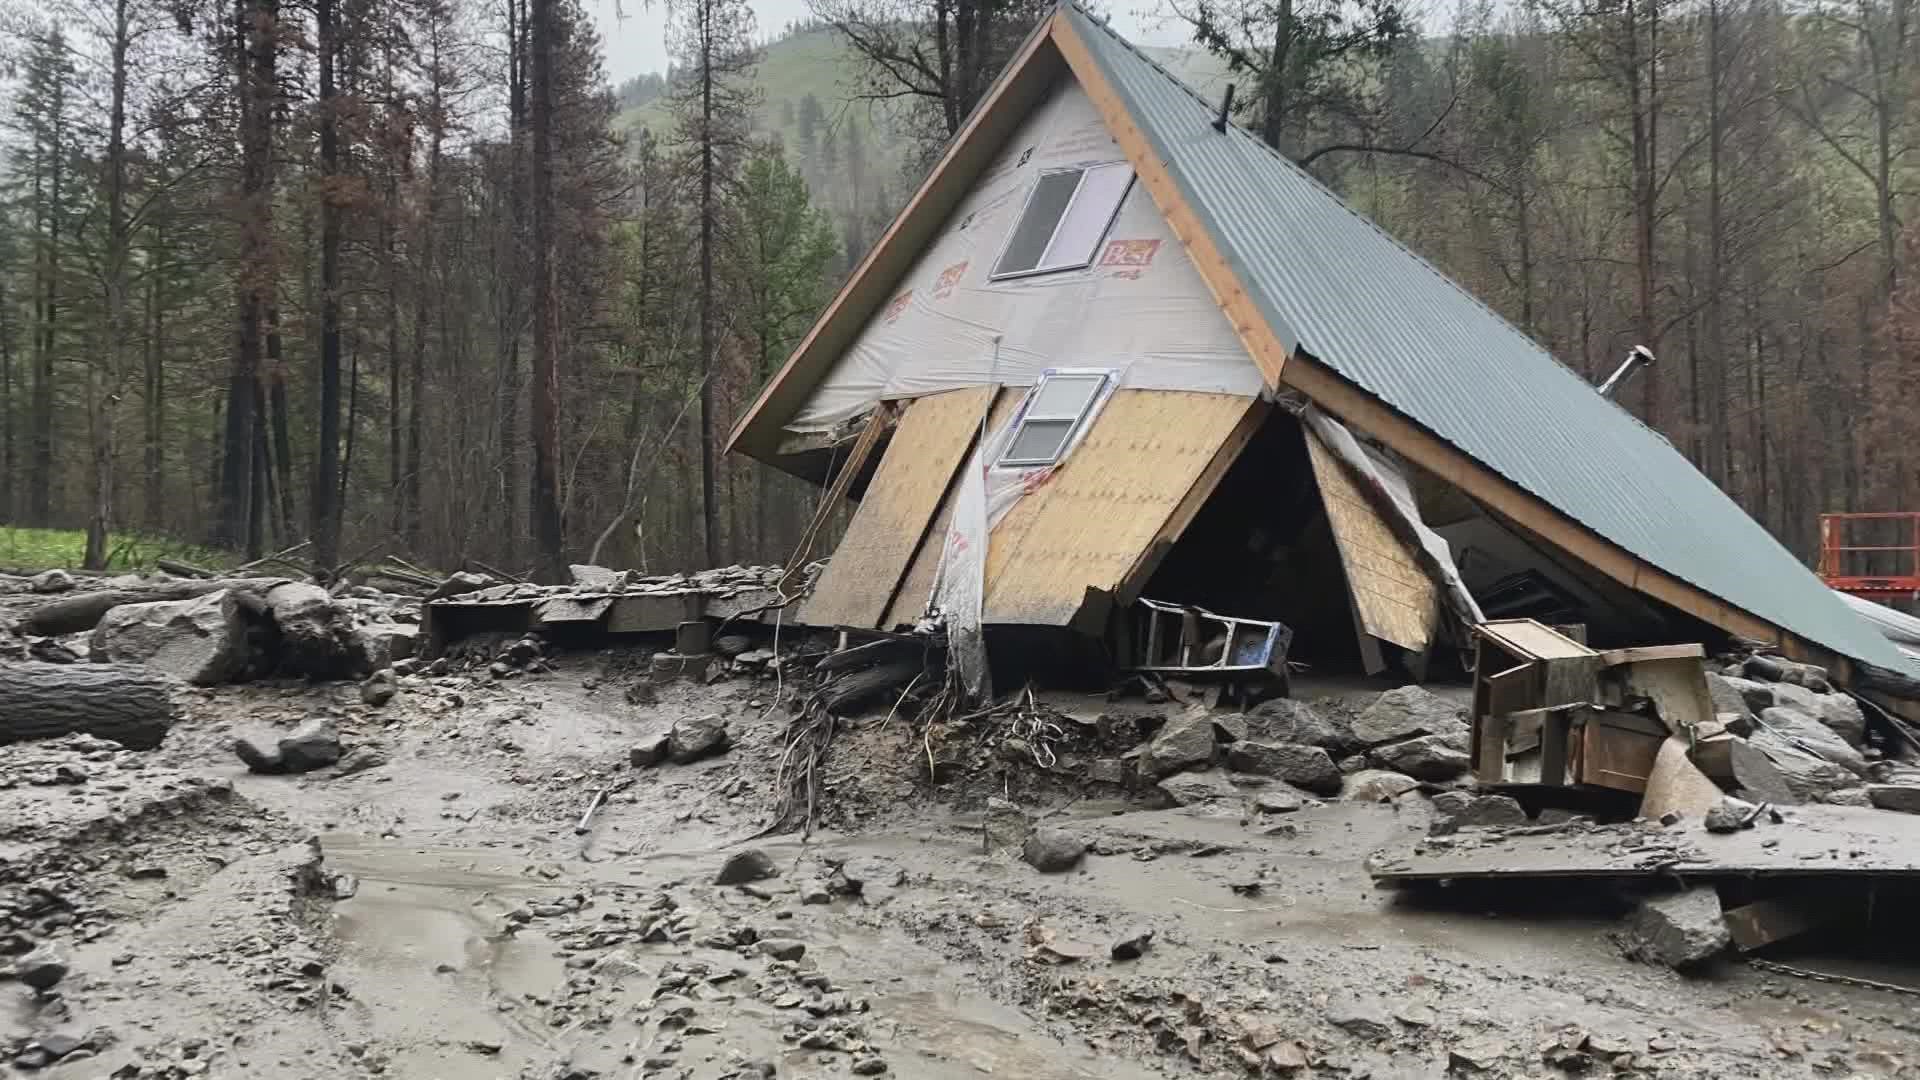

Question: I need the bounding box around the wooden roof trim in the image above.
[724,18,1065,463]
[1050,11,1850,679]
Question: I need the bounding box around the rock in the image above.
[755,938,806,961]
[1265,1041,1310,1072]
[798,880,832,904]
[1867,784,1920,814]
[850,1056,889,1076]
[1252,789,1303,814]
[1706,672,1771,719]
[1324,995,1393,1041]
[31,1033,83,1062]
[330,745,389,777]
[1248,697,1356,752]
[1352,686,1467,747]
[1814,693,1867,746]
[14,946,69,991]
[1702,799,1752,833]
[1156,769,1251,807]
[91,589,253,685]
[629,734,672,768]
[713,634,753,657]
[264,581,365,679]
[1821,786,1873,807]
[29,569,74,593]
[1087,758,1128,785]
[626,681,659,706]
[1210,713,1248,743]
[1224,740,1342,795]
[569,564,621,589]
[1757,707,1868,775]
[715,849,778,885]
[1370,734,1471,781]
[1110,927,1154,961]
[1731,731,1857,804]
[1020,828,1086,873]
[668,714,730,763]
[359,668,398,707]
[1342,769,1419,803]
[983,797,1035,851]
[427,570,491,600]
[1448,1038,1510,1072]
[355,623,418,668]
[1744,654,1831,691]
[1618,887,1730,969]
[278,717,344,773]
[1140,706,1216,778]
[234,735,284,774]
[1428,792,1527,835]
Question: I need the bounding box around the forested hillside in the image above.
[1,0,1915,580]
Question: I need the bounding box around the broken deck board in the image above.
[1367,804,1920,881]
[801,387,998,629]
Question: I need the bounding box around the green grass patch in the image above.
[0,527,238,574]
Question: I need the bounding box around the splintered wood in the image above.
[799,387,996,630]
[1302,425,1437,654]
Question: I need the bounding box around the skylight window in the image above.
[999,370,1113,467]
[990,163,1135,280]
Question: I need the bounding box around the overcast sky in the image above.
[586,1,1186,83]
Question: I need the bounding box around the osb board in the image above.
[1475,619,1597,662]
[882,391,1020,630]
[800,387,996,629]
[982,390,1257,626]
[1303,425,1438,653]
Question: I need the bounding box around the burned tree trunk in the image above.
[0,662,179,749]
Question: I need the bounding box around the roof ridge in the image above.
[1063,4,1662,436]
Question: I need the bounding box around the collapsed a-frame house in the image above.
[726,3,1912,698]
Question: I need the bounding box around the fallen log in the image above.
[0,662,180,750]
[16,580,231,636]
[154,558,215,579]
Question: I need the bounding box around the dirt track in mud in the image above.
[8,649,1920,1079]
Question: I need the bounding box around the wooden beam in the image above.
[1048,14,1292,388]
[726,21,1064,465]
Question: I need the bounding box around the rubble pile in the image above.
[1706,655,1920,809]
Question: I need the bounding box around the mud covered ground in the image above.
[7,641,1920,1079]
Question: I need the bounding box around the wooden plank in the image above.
[727,23,1064,464]
[1476,713,1511,784]
[1302,423,1438,653]
[1723,896,1845,951]
[1484,662,1537,716]
[1367,803,1920,881]
[1048,14,1291,389]
[1617,655,1718,736]
[981,390,1257,626]
[1477,619,1597,661]
[1539,654,1601,709]
[1597,643,1707,667]
[1639,735,1725,818]
[801,388,997,629]
[1539,708,1572,786]
[880,392,1021,630]
[779,406,889,596]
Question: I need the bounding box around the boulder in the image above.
[1815,694,1867,746]
[1247,698,1357,753]
[1021,828,1086,873]
[91,589,253,685]
[356,623,419,668]
[668,714,730,763]
[1730,730,1858,804]
[29,569,75,594]
[1757,707,1868,776]
[278,717,344,772]
[359,668,398,707]
[1156,769,1253,808]
[1370,734,1471,781]
[1342,769,1419,803]
[1139,707,1217,778]
[1617,887,1730,970]
[1743,654,1831,692]
[1705,673,1769,720]
[569,564,622,589]
[14,946,69,991]
[628,734,671,768]
[1867,784,1920,815]
[427,570,492,601]
[264,581,365,679]
[1351,686,1467,747]
[714,849,777,885]
[1224,740,1342,795]
[234,735,283,773]
[1428,791,1527,835]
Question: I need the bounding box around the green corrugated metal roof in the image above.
[1064,4,1904,669]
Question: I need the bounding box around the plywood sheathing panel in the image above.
[982,389,1258,626]
[1303,425,1438,653]
[882,391,1022,630]
[800,387,998,628]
